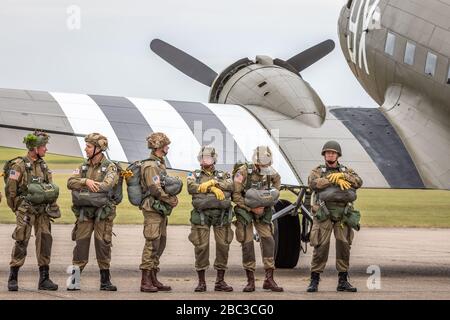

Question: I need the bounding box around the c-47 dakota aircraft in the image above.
[0,0,448,268]
[338,0,450,190]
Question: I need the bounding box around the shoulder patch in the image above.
[9,170,20,181]
[72,168,80,175]
[152,175,160,184]
[234,171,244,184]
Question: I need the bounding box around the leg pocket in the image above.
[309,223,321,248]
[143,223,161,241]
[103,219,114,244]
[234,221,246,243]
[12,224,28,242]
[188,226,204,246]
[225,225,234,245]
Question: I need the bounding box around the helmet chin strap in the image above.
[326,159,337,166]
[88,146,103,161]
[201,162,214,170]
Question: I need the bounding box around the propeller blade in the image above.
[150,39,218,87]
[286,39,335,73]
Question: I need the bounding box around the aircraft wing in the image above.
[0,88,300,185]
[243,104,426,189]
[0,88,430,188]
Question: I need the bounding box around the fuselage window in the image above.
[425,52,437,77]
[385,32,396,56]
[404,41,416,65]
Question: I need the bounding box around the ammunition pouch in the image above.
[343,205,361,231]
[147,196,173,216]
[315,201,346,222]
[71,203,114,221]
[234,206,272,225]
[315,201,361,230]
[24,182,59,205]
[317,185,357,202]
[190,208,233,226]
[244,188,280,209]
[191,192,232,211]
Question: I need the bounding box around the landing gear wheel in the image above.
[273,200,301,269]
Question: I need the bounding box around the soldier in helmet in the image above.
[306,141,363,293]
[232,146,283,292]
[187,146,234,292]
[5,130,60,291]
[67,133,119,291]
[139,132,179,293]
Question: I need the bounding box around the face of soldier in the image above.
[324,151,339,166]
[85,142,96,158]
[257,164,275,175]
[200,155,214,168]
[155,145,169,158]
[35,145,47,158]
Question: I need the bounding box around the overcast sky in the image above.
[0,0,377,108]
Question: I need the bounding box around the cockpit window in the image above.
[404,42,416,65]
[425,52,437,77]
[385,32,396,56]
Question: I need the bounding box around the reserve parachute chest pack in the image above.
[314,165,361,230]
[3,157,59,205]
[232,162,280,208]
[317,165,357,203]
[190,170,232,211]
[71,159,123,207]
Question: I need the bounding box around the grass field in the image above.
[0,147,449,227]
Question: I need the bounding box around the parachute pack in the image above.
[124,159,183,207]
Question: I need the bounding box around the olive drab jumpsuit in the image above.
[187,168,234,272]
[139,153,178,271]
[6,156,59,268]
[67,155,119,271]
[308,164,363,273]
[233,164,281,272]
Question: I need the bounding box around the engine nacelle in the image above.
[209,56,326,128]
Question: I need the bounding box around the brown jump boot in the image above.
[140,269,158,292]
[262,268,283,292]
[243,269,255,292]
[194,270,206,292]
[214,270,233,292]
[151,269,171,291]
[38,266,58,291]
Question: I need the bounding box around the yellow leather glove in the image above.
[327,172,345,184]
[210,186,225,200]
[197,179,216,193]
[337,179,352,190]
